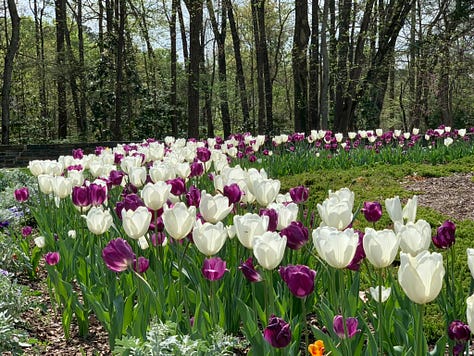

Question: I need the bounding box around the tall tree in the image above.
[225,0,250,132]
[55,0,68,139]
[207,0,231,137]
[1,0,20,144]
[292,0,310,132]
[113,0,126,140]
[308,0,319,130]
[184,0,203,138]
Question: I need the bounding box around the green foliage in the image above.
[113,321,245,355]
[0,273,33,353]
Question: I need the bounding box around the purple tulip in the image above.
[453,343,466,356]
[432,220,456,249]
[134,256,150,273]
[14,187,29,203]
[186,185,201,207]
[167,177,186,196]
[115,194,145,218]
[448,320,470,343]
[72,148,84,159]
[239,257,263,283]
[196,147,211,162]
[346,230,366,271]
[263,315,292,348]
[289,186,309,204]
[223,183,242,205]
[202,257,227,281]
[333,315,359,338]
[89,183,107,206]
[21,226,33,237]
[190,161,204,178]
[259,208,278,232]
[102,238,136,272]
[280,221,309,250]
[44,251,60,266]
[108,170,125,186]
[279,264,316,298]
[361,201,382,223]
[72,186,90,208]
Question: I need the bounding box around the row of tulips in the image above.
[11,129,474,355]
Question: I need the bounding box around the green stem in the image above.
[177,240,191,332]
[266,269,274,319]
[377,268,384,355]
[416,303,426,356]
[302,297,308,354]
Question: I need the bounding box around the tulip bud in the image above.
[369,286,391,303]
[34,236,46,248]
[280,221,308,250]
[223,183,242,205]
[448,320,470,343]
[21,226,33,237]
[102,238,136,272]
[361,201,382,223]
[202,257,227,281]
[44,251,60,266]
[333,315,359,339]
[432,220,456,249]
[259,208,278,232]
[289,185,309,204]
[134,256,149,273]
[238,257,263,282]
[279,264,316,298]
[263,315,291,348]
[72,186,90,208]
[14,187,29,203]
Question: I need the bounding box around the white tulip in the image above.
[193,220,227,256]
[83,206,113,235]
[141,181,171,210]
[467,248,474,279]
[397,220,431,256]
[199,191,233,223]
[312,226,359,269]
[234,213,269,249]
[398,251,444,304]
[253,231,286,270]
[363,228,400,268]
[162,202,196,240]
[122,206,152,240]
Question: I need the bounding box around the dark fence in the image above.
[0,142,127,168]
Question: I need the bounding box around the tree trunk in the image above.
[55,0,68,139]
[170,0,178,136]
[320,0,329,129]
[308,0,319,130]
[33,0,49,139]
[226,0,250,132]
[77,0,87,137]
[333,0,351,133]
[1,0,20,144]
[113,0,126,140]
[258,0,273,134]
[185,0,203,138]
[292,0,310,132]
[207,0,231,137]
[251,0,266,134]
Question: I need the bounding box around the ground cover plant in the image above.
[2,126,474,355]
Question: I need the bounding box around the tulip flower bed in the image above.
[7,126,474,355]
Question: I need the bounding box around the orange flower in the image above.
[308,339,325,356]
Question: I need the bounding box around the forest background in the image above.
[0,0,473,144]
